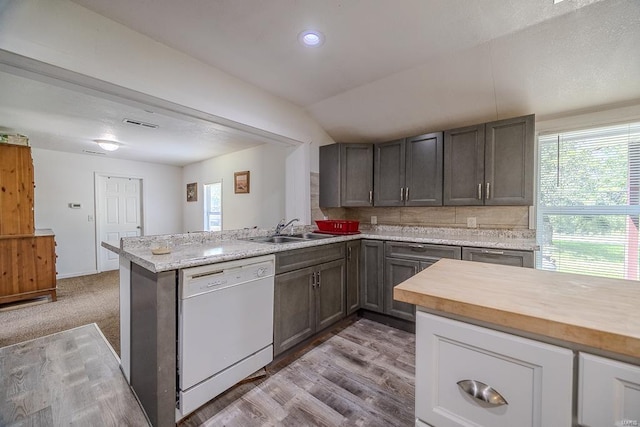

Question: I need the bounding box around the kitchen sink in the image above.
[289,232,333,240]
[242,232,333,244]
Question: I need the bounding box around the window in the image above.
[204,182,222,232]
[536,122,640,279]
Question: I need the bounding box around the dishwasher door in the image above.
[178,255,275,392]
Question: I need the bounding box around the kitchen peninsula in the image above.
[103,225,537,427]
[394,258,640,427]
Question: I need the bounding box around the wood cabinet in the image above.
[578,353,640,427]
[444,114,534,206]
[345,240,361,315]
[384,242,461,322]
[373,132,443,207]
[0,144,57,304]
[0,144,34,235]
[0,231,57,304]
[360,239,384,313]
[462,247,534,268]
[416,311,573,427]
[274,243,346,355]
[319,143,373,208]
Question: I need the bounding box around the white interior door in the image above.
[97,175,142,271]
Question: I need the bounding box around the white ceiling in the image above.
[0,70,276,166]
[2,0,640,165]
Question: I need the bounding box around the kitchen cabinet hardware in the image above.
[347,246,352,261]
[456,380,508,406]
[481,249,504,255]
[317,271,321,288]
[409,244,426,250]
[400,187,404,201]
[405,187,409,201]
[369,190,373,205]
[312,271,317,288]
[486,182,491,200]
[477,183,483,200]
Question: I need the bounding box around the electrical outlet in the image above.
[371,215,378,225]
[467,217,476,228]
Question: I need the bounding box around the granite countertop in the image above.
[102,225,538,273]
[394,258,640,361]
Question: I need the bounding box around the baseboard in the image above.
[56,270,99,279]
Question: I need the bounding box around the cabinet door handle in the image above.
[414,266,418,274]
[457,380,508,406]
[347,246,352,261]
[400,187,404,201]
[486,182,491,200]
[317,271,321,288]
[369,190,373,205]
[311,271,316,288]
[477,183,483,200]
[405,187,409,201]
[481,249,504,255]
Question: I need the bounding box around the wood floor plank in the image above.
[181,318,415,427]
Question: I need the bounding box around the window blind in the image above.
[537,122,640,279]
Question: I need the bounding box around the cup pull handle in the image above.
[457,380,508,406]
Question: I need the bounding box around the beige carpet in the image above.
[0,270,120,355]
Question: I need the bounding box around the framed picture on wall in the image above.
[234,171,250,194]
[186,182,197,202]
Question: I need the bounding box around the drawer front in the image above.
[579,353,640,427]
[276,242,345,274]
[462,247,534,268]
[385,241,461,263]
[416,311,573,427]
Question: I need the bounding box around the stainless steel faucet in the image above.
[274,218,299,235]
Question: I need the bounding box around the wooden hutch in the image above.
[0,142,57,304]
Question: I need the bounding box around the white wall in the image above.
[183,144,292,232]
[32,148,182,278]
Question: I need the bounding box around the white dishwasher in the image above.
[177,254,275,419]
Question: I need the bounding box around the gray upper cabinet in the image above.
[443,124,485,206]
[374,132,443,207]
[484,115,535,206]
[405,132,443,206]
[443,114,534,206]
[374,139,405,207]
[319,143,373,208]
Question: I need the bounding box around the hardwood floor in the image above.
[0,324,148,426]
[179,318,416,427]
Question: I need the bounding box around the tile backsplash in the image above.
[311,172,531,229]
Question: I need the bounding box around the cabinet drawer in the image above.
[579,353,640,427]
[276,243,345,274]
[416,311,573,427]
[462,247,534,268]
[385,241,461,263]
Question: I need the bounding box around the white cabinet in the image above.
[415,311,573,427]
[579,353,640,427]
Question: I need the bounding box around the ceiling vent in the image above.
[82,149,107,156]
[122,118,159,129]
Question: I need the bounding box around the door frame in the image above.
[94,172,145,272]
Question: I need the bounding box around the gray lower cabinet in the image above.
[274,243,346,356]
[444,114,534,206]
[360,240,384,313]
[462,247,534,268]
[384,242,462,322]
[373,132,443,207]
[346,240,361,315]
[319,143,373,207]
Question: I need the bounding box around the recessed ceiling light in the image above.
[95,139,120,151]
[298,30,325,47]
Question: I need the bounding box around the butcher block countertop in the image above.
[394,258,640,360]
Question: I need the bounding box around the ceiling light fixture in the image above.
[298,30,325,47]
[95,139,120,151]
